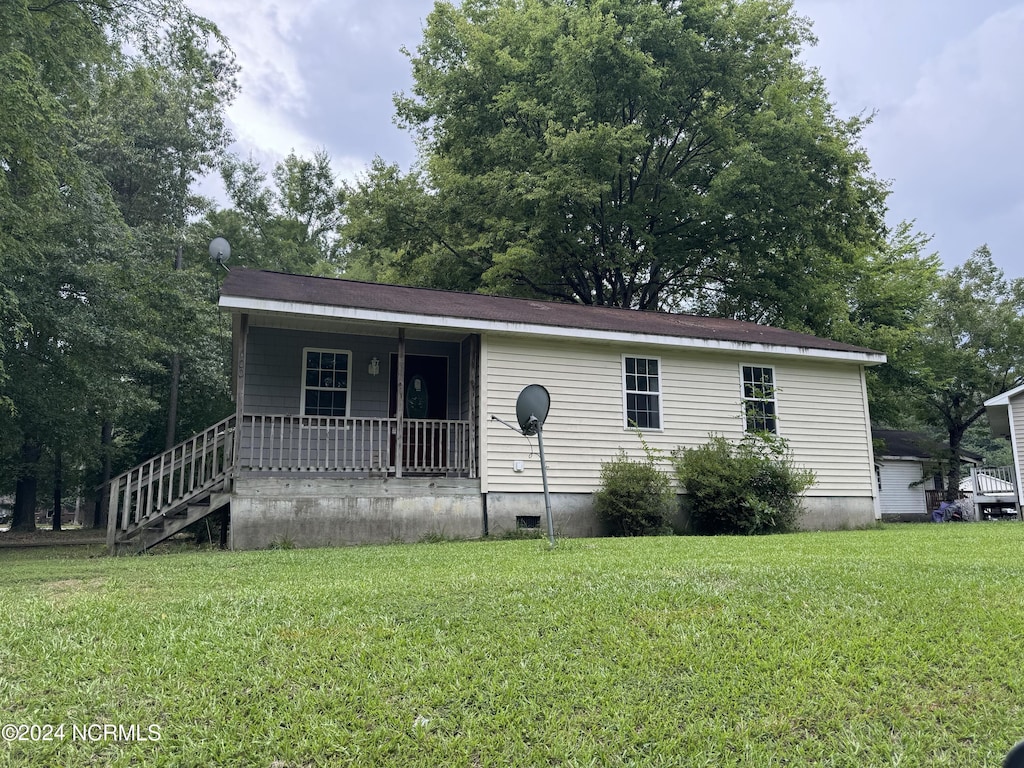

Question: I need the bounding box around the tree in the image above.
[836,222,941,425]
[355,0,884,324]
[214,150,346,274]
[910,248,1024,494]
[342,158,483,289]
[0,0,237,530]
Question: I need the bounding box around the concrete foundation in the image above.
[485,492,605,538]
[488,492,877,537]
[228,476,877,549]
[230,475,482,550]
[797,496,877,531]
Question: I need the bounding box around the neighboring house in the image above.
[107,270,887,552]
[982,384,1024,515]
[871,429,980,521]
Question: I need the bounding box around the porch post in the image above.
[233,313,248,479]
[105,478,119,554]
[395,328,405,478]
[469,334,478,479]
[970,465,980,521]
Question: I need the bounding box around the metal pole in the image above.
[535,422,554,547]
[166,243,184,450]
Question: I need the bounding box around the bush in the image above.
[594,449,676,536]
[672,433,815,535]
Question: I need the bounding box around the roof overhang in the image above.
[220,295,888,365]
[984,384,1024,439]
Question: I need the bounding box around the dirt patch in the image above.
[0,528,106,548]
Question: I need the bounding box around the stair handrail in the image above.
[106,414,236,547]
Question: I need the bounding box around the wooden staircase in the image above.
[107,416,235,554]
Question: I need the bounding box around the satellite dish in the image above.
[209,237,231,266]
[516,384,550,436]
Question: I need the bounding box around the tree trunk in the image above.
[11,440,41,532]
[93,419,113,530]
[945,427,967,502]
[52,450,63,531]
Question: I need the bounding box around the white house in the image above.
[982,384,1024,515]
[871,429,980,521]
[106,270,887,552]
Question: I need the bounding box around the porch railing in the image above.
[970,466,1018,497]
[238,414,473,476]
[107,414,235,542]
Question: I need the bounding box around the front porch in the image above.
[107,317,483,552]
[106,412,480,553]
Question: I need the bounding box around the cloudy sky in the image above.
[188,0,1023,280]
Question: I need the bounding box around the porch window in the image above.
[741,364,777,434]
[623,356,662,429]
[301,348,351,417]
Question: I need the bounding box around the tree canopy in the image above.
[0,0,237,530]
[346,0,885,328]
[910,248,1024,490]
[207,150,346,275]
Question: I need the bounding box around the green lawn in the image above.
[2,525,1023,767]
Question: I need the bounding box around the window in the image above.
[302,348,351,417]
[623,356,662,429]
[741,365,777,433]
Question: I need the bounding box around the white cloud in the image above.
[873,5,1024,266]
[188,0,328,158]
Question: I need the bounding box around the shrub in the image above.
[594,449,676,536]
[672,433,815,535]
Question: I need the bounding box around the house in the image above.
[871,428,980,521]
[981,385,1024,516]
[106,270,887,552]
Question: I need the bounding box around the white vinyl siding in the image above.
[768,359,874,496]
[1011,393,1024,503]
[480,334,875,497]
[876,459,932,517]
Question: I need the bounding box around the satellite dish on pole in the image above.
[209,237,231,269]
[516,384,550,436]
[516,384,554,545]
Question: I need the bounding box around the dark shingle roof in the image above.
[872,428,983,463]
[220,269,882,357]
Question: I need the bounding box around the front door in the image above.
[389,354,449,472]
[388,354,448,419]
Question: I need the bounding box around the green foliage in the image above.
[594,443,675,536]
[341,158,484,291]
[835,222,942,424]
[215,149,346,275]
[0,0,237,525]
[910,248,1024,485]
[357,0,885,323]
[854,247,1024,489]
[673,433,815,535]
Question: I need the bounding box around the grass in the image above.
[1,524,1023,767]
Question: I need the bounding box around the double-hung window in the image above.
[741,364,777,434]
[623,356,662,429]
[302,348,351,417]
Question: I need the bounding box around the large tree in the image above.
[910,248,1024,493]
[350,0,885,324]
[835,222,942,425]
[0,0,236,530]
